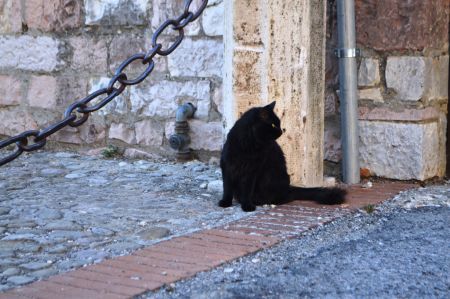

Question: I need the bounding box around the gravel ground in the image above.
[144,183,450,299]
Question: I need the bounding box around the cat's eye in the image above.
[271,123,276,128]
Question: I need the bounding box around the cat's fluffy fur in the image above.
[219,101,346,212]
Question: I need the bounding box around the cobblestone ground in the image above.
[0,151,256,292]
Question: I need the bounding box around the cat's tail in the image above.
[286,186,347,205]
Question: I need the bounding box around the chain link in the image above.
[0,0,208,166]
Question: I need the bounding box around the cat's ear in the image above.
[265,101,276,110]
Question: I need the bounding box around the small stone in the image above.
[2,268,21,277]
[2,233,36,241]
[193,165,207,172]
[137,227,171,240]
[0,207,11,215]
[124,149,160,160]
[88,176,109,186]
[20,261,50,271]
[38,208,63,220]
[65,172,86,179]
[90,227,115,236]
[200,183,208,189]
[31,268,58,279]
[207,180,223,193]
[224,268,234,273]
[323,177,336,187]
[251,258,260,263]
[54,152,79,158]
[362,181,373,189]
[44,220,82,231]
[130,276,141,281]
[7,275,36,285]
[47,244,70,254]
[40,168,66,177]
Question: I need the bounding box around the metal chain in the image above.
[0,0,208,167]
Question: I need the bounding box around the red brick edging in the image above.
[1,182,415,299]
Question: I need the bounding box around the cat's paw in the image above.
[241,204,256,212]
[218,199,232,208]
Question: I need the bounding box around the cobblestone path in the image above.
[0,151,253,292]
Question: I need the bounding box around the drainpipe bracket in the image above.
[334,48,361,58]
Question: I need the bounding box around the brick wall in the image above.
[324,0,449,180]
[0,0,223,158]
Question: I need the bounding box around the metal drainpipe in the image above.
[335,0,360,184]
[169,103,197,161]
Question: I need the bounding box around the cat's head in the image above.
[252,101,283,141]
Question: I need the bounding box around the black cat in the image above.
[219,101,346,212]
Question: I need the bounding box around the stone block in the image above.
[27,76,58,109]
[0,36,60,72]
[135,119,164,146]
[358,88,383,102]
[358,58,380,87]
[88,77,128,116]
[123,148,161,160]
[233,0,263,46]
[0,0,22,33]
[130,80,211,120]
[56,76,88,108]
[355,0,449,51]
[358,107,440,122]
[165,120,222,151]
[79,121,106,144]
[0,75,22,106]
[51,126,82,144]
[429,55,449,100]
[359,120,442,180]
[109,123,136,144]
[25,0,82,32]
[203,1,224,36]
[324,91,337,116]
[109,34,146,74]
[0,109,37,136]
[189,119,223,151]
[189,120,223,151]
[84,0,149,26]
[70,36,108,73]
[212,83,223,116]
[232,49,262,97]
[324,117,341,163]
[168,38,223,78]
[151,0,200,36]
[385,56,431,101]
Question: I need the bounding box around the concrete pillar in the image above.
[224,0,327,186]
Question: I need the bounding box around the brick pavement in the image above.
[0,182,416,299]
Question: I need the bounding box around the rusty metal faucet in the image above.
[169,103,196,160]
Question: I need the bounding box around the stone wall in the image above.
[1,0,448,181]
[0,0,223,159]
[324,0,449,180]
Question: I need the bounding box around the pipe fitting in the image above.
[175,102,196,122]
[169,103,196,161]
